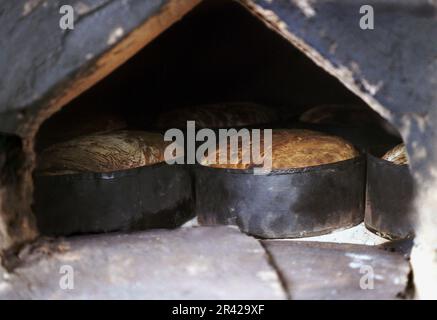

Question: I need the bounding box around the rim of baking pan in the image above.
[195,154,365,176]
[33,157,186,181]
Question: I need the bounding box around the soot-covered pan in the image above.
[365,151,415,239]
[33,163,194,236]
[195,155,365,239]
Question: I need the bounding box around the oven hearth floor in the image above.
[0,226,411,300]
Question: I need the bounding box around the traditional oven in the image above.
[0,0,436,299]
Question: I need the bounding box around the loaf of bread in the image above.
[299,104,384,127]
[201,129,359,170]
[382,143,408,165]
[155,102,278,129]
[36,107,127,152]
[37,131,171,175]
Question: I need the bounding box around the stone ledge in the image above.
[0,226,285,300]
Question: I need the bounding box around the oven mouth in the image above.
[24,0,403,239]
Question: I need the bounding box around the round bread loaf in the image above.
[382,143,408,165]
[155,102,278,129]
[36,107,127,152]
[37,131,171,175]
[300,104,386,127]
[201,129,359,170]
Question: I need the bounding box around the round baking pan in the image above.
[33,163,194,236]
[195,155,366,238]
[365,150,415,239]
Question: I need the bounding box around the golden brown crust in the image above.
[382,143,408,165]
[299,104,383,127]
[37,131,170,175]
[155,102,278,129]
[202,129,359,169]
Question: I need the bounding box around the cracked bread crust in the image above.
[155,102,278,129]
[202,129,359,170]
[382,143,408,165]
[299,104,383,127]
[37,131,169,175]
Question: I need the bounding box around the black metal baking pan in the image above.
[365,149,415,239]
[195,155,365,238]
[33,163,194,236]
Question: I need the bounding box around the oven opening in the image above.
[32,0,405,238]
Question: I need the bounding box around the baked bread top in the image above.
[155,102,278,129]
[299,105,384,127]
[201,129,359,170]
[36,107,126,152]
[382,143,408,165]
[37,131,170,175]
